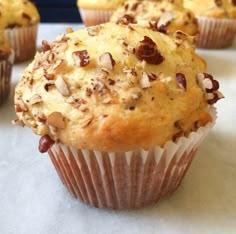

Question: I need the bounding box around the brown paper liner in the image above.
[4,24,38,63]
[48,108,216,210]
[0,49,14,105]
[79,8,114,26]
[196,17,236,49]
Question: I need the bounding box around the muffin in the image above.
[0,32,14,105]
[184,0,236,48]
[110,0,199,37]
[14,22,223,209]
[0,0,40,62]
[77,0,126,26]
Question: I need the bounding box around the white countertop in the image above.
[0,23,236,234]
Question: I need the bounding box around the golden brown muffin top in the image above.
[77,0,126,10]
[110,0,199,36]
[0,0,40,29]
[14,22,223,153]
[184,0,236,18]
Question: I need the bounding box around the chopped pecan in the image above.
[15,99,27,112]
[87,25,101,36]
[135,36,164,65]
[98,52,116,71]
[176,73,187,90]
[29,94,43,105]
[41,40,51,52]
[116,14,136,25]
[197,73,224,105]
[55,76,70,97]
[72,50,90,67]
[140,72,151,89]
[38,135,55,153]
[157,11,174,33]
[79,114,93,128]
[47,112,66,129]
[11,119,25,127]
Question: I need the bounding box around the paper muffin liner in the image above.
[48,108,216,210]
[4,24,38,63]
[0,49,14,105]
[79,8,114,26]
[196,17,236,49]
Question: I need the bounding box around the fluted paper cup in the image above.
[79,8,114,26]
[0,49,14,105]
[48,108,216,210]
[196,17,236,49]
[4,24,38,63]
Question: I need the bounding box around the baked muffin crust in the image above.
[15,23,223,152]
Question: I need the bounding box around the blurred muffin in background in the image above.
[110,0,199,37]
[184,0,236,48]
[0,32,14,105]
[0,0,40,62]
[77,0,126,26]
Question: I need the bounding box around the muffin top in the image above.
[0,31,11,58]
[0,0,40,29]
[184,0,236,18]
[77,0,126,10]
[110,0,198,36]
[14,22,223,152]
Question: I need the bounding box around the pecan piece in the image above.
[72,50,90,67]
[47,112,66,129]
[98,52,116,72]
[55,76,70,97]
[140,72,151,89]
[41,40,51,52]
[29,94,43,105]
[176,73,187,90]
[116,14,136,25]
[135,36,164,65]
[157,11,174,33]
[11,119,25,127]
[38,135,55,153]
[87,25,101,36]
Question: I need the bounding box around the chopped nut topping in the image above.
[38,135,55,153]
[55,76,70,97]
[66,27,74,33]
[140,72,151,89]
[98,52,116,72]
[72,50,90,67]
[41,40,51,52]
[11,119,25,127]
[86,88,93,97]
[87,25,101,36]
[44,73,54,80]
[79,114,93,128]
[102,97,113,104]
[197,73,224,105]
[176,73,187,90]
[44,81,55,92]
[148,73,158,81]
[173,30,195,47]
[66,96,86,109]
[157,11,174,32]
[15,99,27,112]
[47,112,66,129]
[29,94,43,105]
[116,14,136,25]
[135,36,164,65]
